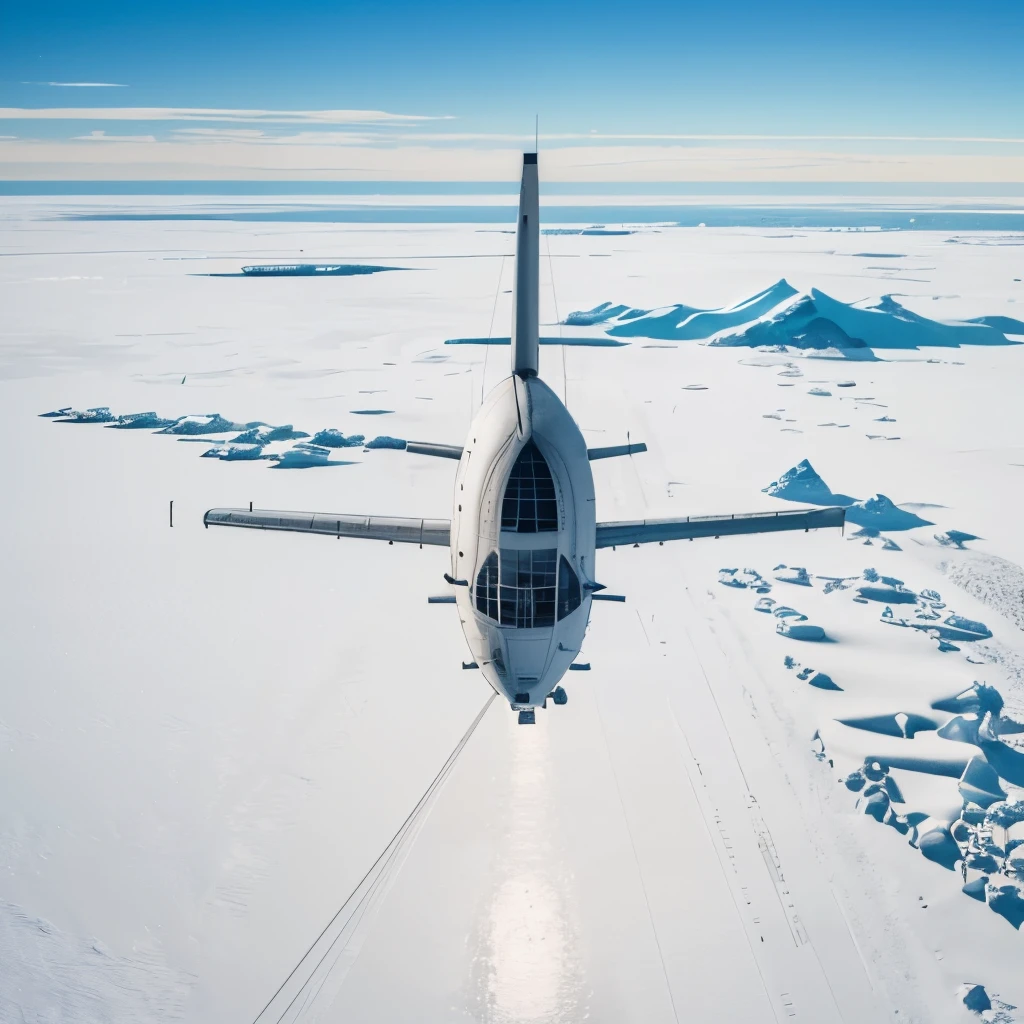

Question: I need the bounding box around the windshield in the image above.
[501,441,558,533]
[475,548,584,629]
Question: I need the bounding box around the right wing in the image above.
[596,506,845,548]
[204,508,450,546]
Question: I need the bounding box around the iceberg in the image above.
[762,459,854,506]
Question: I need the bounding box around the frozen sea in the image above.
[2,191,1024,1023]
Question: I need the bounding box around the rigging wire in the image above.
[251,692,497,1024]
[482,254,506,406]
[544,233,567,407]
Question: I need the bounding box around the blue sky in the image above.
[2,0,1023,181]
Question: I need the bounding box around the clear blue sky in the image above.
[2,0,1023,180]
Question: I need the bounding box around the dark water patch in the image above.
[445,336,628,348]
[54,206,1024,230]
[350,409,394,415]
[205,263,407,278]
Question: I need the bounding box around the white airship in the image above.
[205,153,844,723]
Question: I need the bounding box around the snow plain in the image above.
[2,195,1024,1023]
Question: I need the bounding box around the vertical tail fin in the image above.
[511,152,539,378]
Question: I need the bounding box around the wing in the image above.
[204,508,450,546]
[595,506,845,548]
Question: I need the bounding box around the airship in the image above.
[205,153,844,723]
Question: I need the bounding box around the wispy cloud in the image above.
[0,107,450,124]
[21,82,128,88]
[170,127,375,145]
[399,132,1024,145]
[73,130,156,143]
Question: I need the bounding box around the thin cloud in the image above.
[22,81,128,88]
[398,131,1024,145]
[171,128,377,145]
[73,130,156,143]
[0,107,451,124]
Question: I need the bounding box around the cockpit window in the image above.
[501,441,558,533]
[499,548,556,628]
[557,556,581,620]
[474,551,499,621]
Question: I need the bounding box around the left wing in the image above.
[596,506,845,548]
[204,508,450,546]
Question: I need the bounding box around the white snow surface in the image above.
[3,198,1024,1023]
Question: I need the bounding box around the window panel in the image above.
[500,441,558,533]
[557,555,582,621]
[497,547,559,628]
[475,551,499,621]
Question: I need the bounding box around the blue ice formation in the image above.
[53,406,116,423]
[39,407,72,418]
[604,280,799,341]
[809,672,842,691]
[774,565,811,586]
[763,462,934,531]
[918,828,962,870]
[945,615,992,638]
[213,264,404,277]
[712,290,1021,352]
[986,884,1024,928]
[364,435,407,450]
[845,494,933,531]
[351,409,394,416]
[560,281,1023,352]
[838,712,938,739]
[935,530,981,549]
[958,983,992,1014]
[159,413,254,435]
[761,459,855,505]
[311,428,366,448]
[958,756,1006,808]
[776,620,827,641]
[271,443,352,469]
[230,424,309,444]
[986,801,1024,829]
[542,228,635,237]
[967,315,1024,334]
[201,444,269,462]
[108,411,180,429]
[563,302,633,326]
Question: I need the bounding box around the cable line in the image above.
[251,692,497,1024]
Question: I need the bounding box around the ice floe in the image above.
[159,413,255,435]
[270,443,353,469]
[310,428,366,448]
[230,424,309,444]
[39,405,412,469]
[364,435,407,450]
